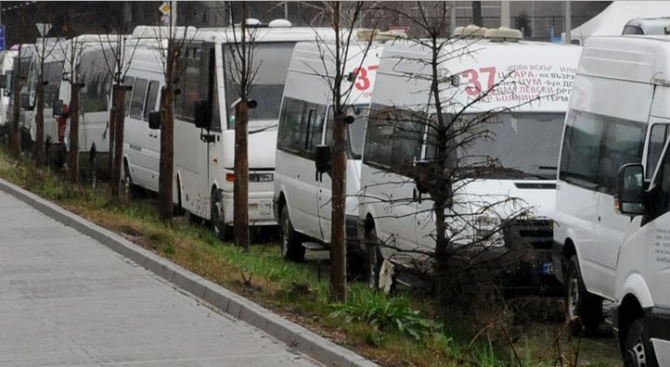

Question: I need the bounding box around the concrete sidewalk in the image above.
[0,191,320,367]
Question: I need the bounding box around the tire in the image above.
[624,318,659,367]
[565,255,602,336]
[279,205,305,262]
[122,163,141,198]
[365,227,384,289]
[211,189,232,241]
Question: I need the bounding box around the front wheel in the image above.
[279,205,305,262]
[211,189,232,241]
[365,227,384,289]
[122,163,140,198]
[565,255,602,336]
[624,319,659,367]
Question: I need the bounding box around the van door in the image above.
[316,108,334,243]
[591,117,647,298]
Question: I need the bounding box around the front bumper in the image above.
[222,191,276,227]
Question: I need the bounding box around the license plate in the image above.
[260,201,272,216]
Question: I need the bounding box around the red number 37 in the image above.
[462,67,497,96]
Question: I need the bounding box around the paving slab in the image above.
[0,191,321,367]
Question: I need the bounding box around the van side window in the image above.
[647,124,670,179]
[43,61,63,108]
[175,45,203,123]
[363,104,424,171]
[123,76,134,117]
[559,110,646,192]
[79,51,112,113]
[598,119,646,194]
[560,110,605,187]
[143,81,160,121]
[652,143,670,217]
[130,78,148,120]
[277,97,326,158]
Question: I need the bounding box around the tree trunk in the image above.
[110,84,126,199]
[234,101,250,250]
[158,86,174,221]
[433,198,452,309]
[67,84,81,184]
[108,86,118,179]
[330,113,347,303]
[9,78,23,159]
[35,80,45,167]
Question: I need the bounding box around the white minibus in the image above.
[0,49,16,135]
[123,23,335,239]
[274,38,384,264]
[554,35,670,364]
[359,27,581,289]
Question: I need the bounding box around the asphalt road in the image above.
[0,191,321,367]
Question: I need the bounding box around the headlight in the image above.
[473,214,502,245]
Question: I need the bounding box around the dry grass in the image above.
[0,148,621,367]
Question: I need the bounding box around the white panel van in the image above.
[554,36,670,364]
[360,32,581,290]
[273,40,382,264]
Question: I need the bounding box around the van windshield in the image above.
[224,42,295,129]
[462,112,564,179]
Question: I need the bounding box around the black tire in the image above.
[624,318,659,367]
[122,162,141,198]
[211,189,232,241]
[365,227,384,289]
[279,205,305,262]
[565,255,602,336]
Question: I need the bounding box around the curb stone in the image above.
[0,178,379,367]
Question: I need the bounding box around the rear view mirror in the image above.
[21,93,33,110]
[53,99,65,118]
[616,163,645,216]
[315,145,332,174]
[194,100,210,129]
[0,74,8,89]
[148,111,161,130]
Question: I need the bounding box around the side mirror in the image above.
[148,111,161,130]
[314,145,332,174]
[21,93,33,110]
[0,74,8,89]
[53,99,65,118]
[616,163,645,216]
[194,100,210,129]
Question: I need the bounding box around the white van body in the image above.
[121,39,164,192]
[60,36,121,171]
[124,25,335,234]
[0,49,16,134]
[554,35,670,363]
[274,41,381,260]
[12,44,37,150]
[360,39,581,289]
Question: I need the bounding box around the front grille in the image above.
[504,219,553,250]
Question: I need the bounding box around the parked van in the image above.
[359,27,581,289]
[54,36,119,174]
[11,44,36,151]
[124,23,335,238]
[554,36,670,364]
[274,37,384,263]
[0,49,16,135]
[121,38,165,194]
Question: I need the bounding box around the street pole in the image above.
[172,1,178,27]
[565,1,571,44]
[500,1,510,28]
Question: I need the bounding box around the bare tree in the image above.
[33,19,59,167]
[312,1,375,302]
[60,34,87,184]
[224,2,257,251]
[9,44,25,160]
[97,22,139,199]
[363,3,543,312]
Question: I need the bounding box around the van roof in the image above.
[579,36,670,84]
[131,26,335,44]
